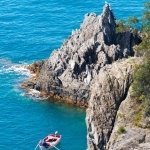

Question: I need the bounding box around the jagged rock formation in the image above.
[22,4,140,107]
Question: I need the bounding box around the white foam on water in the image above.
[20,92,25,97]
[25,89,47,101]
[28,89,41,96]
[0,58,32,77]
[0,58,43,100]
[6,65,31,77]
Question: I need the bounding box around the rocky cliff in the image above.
[86,57,150,150]
[21,3,150,149]
[22,4,140,107]
[107,88,150,150]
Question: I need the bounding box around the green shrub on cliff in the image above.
[116,20,129,32]
[132,1,150,117]
[116,16,139,33]
[117,126,126,134]
[117,1,150,118]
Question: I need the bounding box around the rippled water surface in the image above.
[0,0,146,149]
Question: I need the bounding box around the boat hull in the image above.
[39,134,61,150]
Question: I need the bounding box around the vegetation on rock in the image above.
[117,126,126,134]
[132,2,150,117]
[116,1,150,124]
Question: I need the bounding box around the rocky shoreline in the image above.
[21,3,150,150]
[21,62,90,107]
[21,4,140,107]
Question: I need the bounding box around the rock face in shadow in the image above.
[22,4,140,107]
[86,58,141,150]
[107,89,150,150]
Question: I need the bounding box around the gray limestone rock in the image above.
[23,4,141,107]
[107,88,150,150]
[86,58,138,150]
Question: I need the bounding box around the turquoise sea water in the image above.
[0,0,146,150]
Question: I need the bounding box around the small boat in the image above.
[35,131,61,150]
